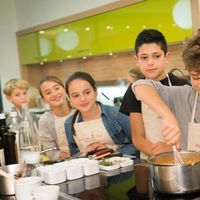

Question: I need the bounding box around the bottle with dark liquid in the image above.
[3,131,17,165]
[0,113,6,168]
[9,111,20,163]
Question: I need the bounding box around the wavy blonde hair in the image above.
[3,78,29,96]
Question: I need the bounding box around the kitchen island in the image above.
[1,160,200,200]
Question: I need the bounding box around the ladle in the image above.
[172,145,184,164]
[0,169,18,183]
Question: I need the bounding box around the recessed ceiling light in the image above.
[40,62,44,65]
[64,28,69,32]
[109,52,113,56]
[125,25,131,29]
[85,27,90,31]
[106,25,113,30]
[142,25,147,29]
[39,30,45,34]
[59,59,63,62]
[67,55,72,58]
[83,56,87,59]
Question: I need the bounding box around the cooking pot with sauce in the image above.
[148,151,200,194]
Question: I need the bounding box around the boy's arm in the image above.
[130,112,153,155]
[133,84,181,146]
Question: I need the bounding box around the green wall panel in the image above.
[18,0,193,65]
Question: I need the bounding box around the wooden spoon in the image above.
[0,169,18,183]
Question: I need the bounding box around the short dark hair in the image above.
[182,30,200,72]
[134,29,168,55]
[65,71,97,95]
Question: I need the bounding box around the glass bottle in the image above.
[3,130,17,165]
[19,104,40,164]
[0,113,6,168]
[8,111,20,163]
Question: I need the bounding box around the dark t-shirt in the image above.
[119,73,191,115]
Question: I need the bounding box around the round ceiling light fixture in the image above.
[56,30,79,51]
[39,37,52,56]
[172,0,192,29]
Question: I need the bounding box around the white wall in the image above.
[0,0,20,111]
[0,0,118,112]
[15,0,118,30]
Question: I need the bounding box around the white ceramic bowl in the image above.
[15,177,42,200]
[66,164,83,180]
[32,185,59,200]
[82,160,99,176]
[69,158,90,166]
[36,165,53,182]
[44,166,67,184]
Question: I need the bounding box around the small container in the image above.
[44,166,67,184]
[66,164,83,180]
[82,160,99,176]
[69,158,90,165]
[36,165,53,182]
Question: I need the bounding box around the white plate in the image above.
[99,164,120,171]
[109,157,133,167]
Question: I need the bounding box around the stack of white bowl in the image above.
[36,158,99,184]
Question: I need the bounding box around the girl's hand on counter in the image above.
[59,151,70,160]
[84,143,107,154]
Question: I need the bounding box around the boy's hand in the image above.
[151,142,172,155]
[161,118,181,148]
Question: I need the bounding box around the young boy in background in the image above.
[119,29,190,159]
[3,78,37,125]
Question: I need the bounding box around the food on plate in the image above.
[99,158,113,166]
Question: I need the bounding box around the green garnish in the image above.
[99,158,113,166]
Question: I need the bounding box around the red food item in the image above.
[94,148,114,156]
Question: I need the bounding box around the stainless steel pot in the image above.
[147,151,200,194]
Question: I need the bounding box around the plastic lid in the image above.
[0,113,5,119]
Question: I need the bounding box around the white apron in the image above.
[141,74,172,159]
[74,114,118,153]
[187,92,200,151]
[54,115,69,152]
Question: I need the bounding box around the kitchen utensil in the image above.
[148,151,200,194]
[172,145,184,164]
[0,169,18,183]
